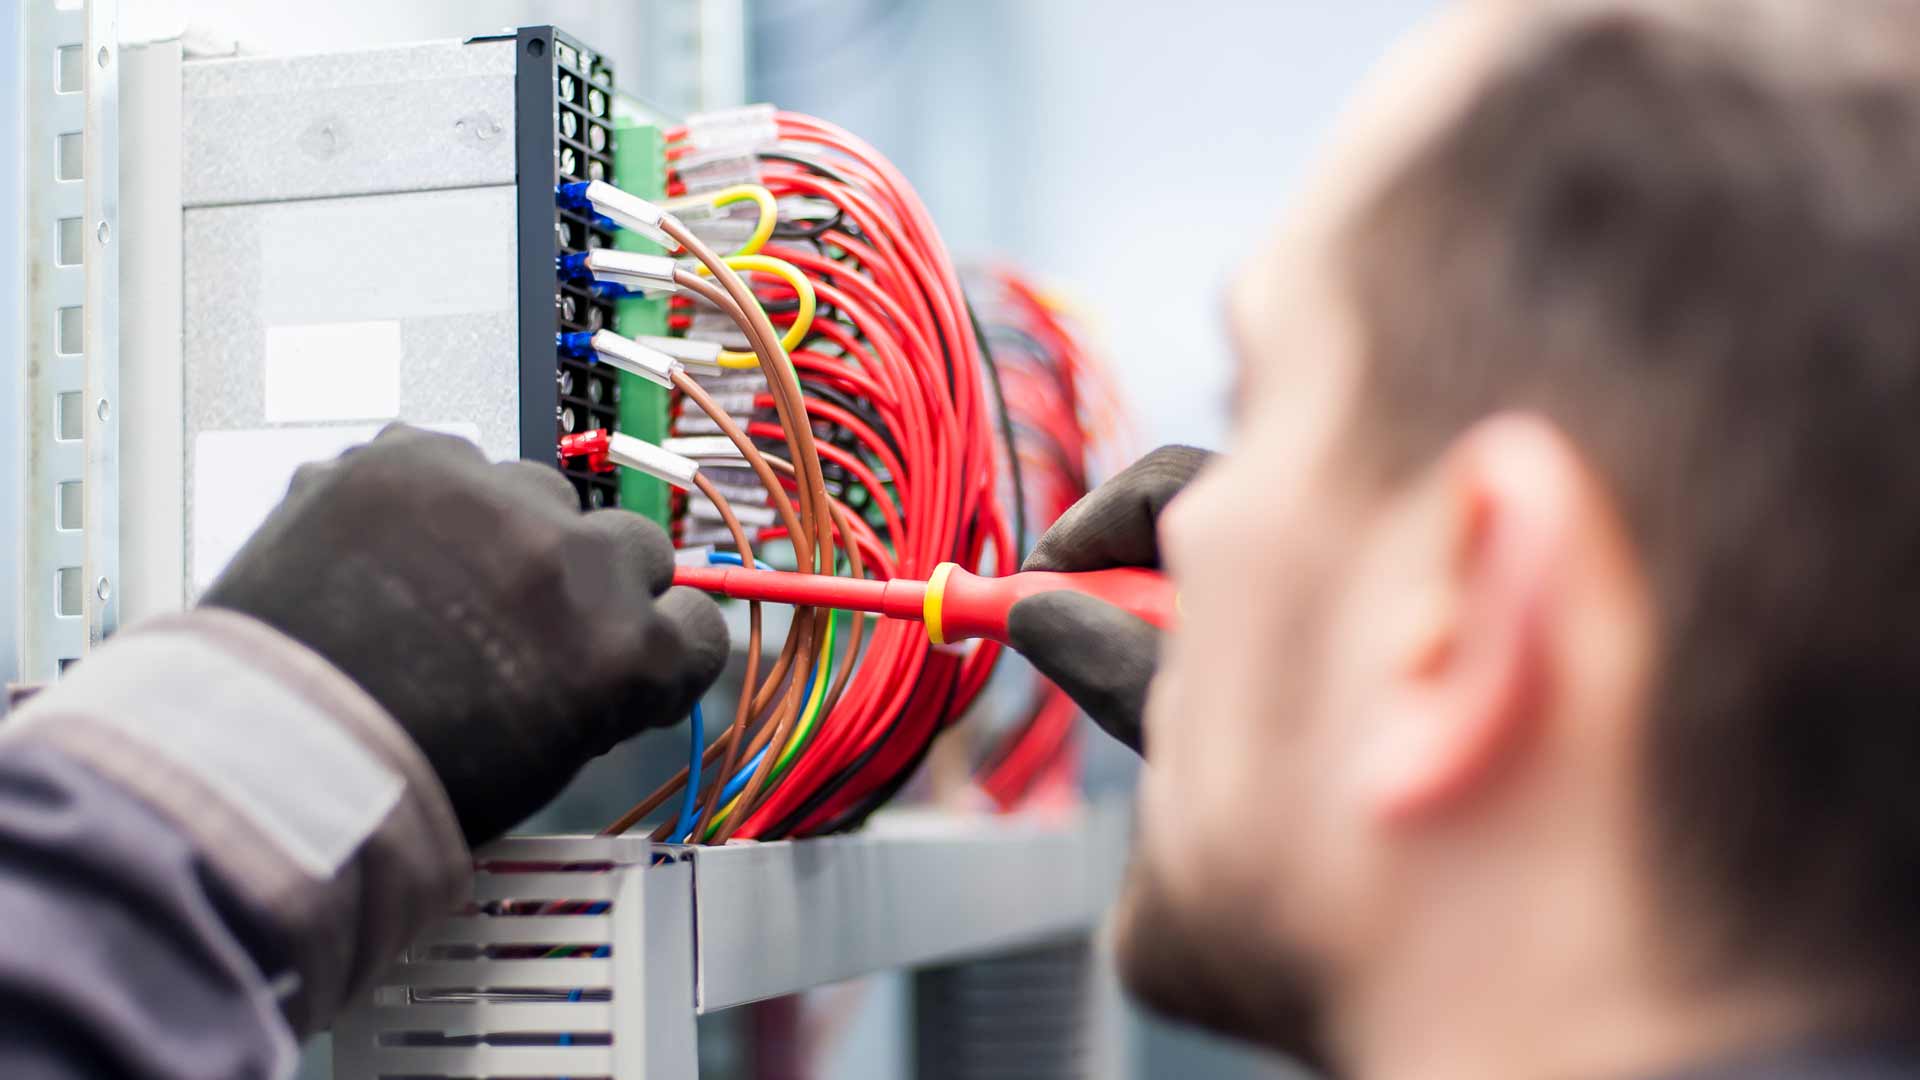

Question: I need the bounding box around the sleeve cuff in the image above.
[1,608,471,1033]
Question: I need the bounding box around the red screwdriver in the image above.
[671,561,1176,645]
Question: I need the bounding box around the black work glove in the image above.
[1007,445,1212,754]
[201,425,728,845]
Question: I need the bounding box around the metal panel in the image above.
[692,807,1126,1013]
[180,38,516,208]
[615,849,698,1078]
[177,184,520,595]
[171,36,557,601]
[117,38,185,623]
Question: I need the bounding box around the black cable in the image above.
[758,149,859,186]
[969,295,1029,561]
[820,661,967,834]
[799,374,904,461]
[774,215,842,242]
[761,660,964,840]
[758,149,851,241]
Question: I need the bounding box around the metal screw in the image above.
[95,398,109,422]
[95,220,109,244]
[94,577,110,601]
[96,45,109,68]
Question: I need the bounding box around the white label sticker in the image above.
[264,321,402,423]
[191,422,482,592]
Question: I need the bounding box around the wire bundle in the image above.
[576,108,1013,843]
[966,270,1133,809]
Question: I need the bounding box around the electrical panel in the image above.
[140,27,670,611]
[55,16,1137,1075]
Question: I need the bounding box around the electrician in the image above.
[8,3,1920,1079]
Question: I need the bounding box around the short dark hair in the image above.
[1341,2,1920,1002]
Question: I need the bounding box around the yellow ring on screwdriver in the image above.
[698,254,816,370]
[923,562,957,646]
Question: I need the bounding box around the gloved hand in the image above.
[200,425,728,845]
[1007,445,1212,753]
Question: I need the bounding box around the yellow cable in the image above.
[662,184,777,257]
[712,185,777,257]
[697,254,816,369]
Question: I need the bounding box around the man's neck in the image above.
[1328,869,1838,1080]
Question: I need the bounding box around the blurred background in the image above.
[16,1,1440,1075]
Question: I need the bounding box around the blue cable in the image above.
[706,549,776,572]
[669,702,704,843]
[703,644,826,820]
[556,903,612,1060]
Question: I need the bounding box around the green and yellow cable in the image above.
[700,610,838,840]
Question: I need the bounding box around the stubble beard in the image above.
[1110,848,1333,1068]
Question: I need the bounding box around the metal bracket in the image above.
[83,0,120,654]
[16,0,117,682]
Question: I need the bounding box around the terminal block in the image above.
[514,26,621,509]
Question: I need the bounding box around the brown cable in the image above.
[670,367,817,837]
[601,283,815,837]
[605,222,840,842]
[601,472,763,837]
[666,253,839,842]
[663,229,836,580]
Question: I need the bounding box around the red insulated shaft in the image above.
[670,564,928,621]
[670,562,1176,645]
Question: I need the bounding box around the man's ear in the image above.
[1362,413,1576,825]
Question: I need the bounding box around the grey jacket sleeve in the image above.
[0,608,471,1079]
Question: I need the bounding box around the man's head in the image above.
[1124,1,1920,1073]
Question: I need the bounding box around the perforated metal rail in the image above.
[330,807,1126,1079]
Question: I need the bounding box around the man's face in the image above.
[1110,0,1518,1050]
